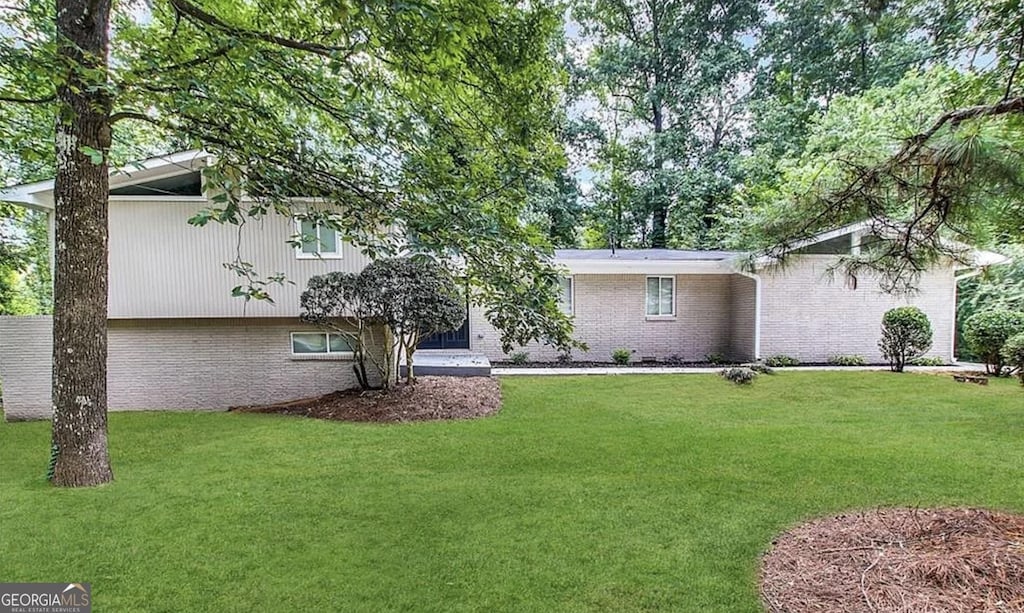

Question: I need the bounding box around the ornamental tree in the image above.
[359,257,465,384]
[879,306,932,372]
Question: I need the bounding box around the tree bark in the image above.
[50,0,114,486]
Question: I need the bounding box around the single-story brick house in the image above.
[0,152,1008,420]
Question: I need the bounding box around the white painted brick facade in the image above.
[759,257,956,363]
[470,274,749,363]
[0,317,383,421]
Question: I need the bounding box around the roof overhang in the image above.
[556,258,738,275]
[0,150,211,211]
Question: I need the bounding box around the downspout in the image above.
[952,268,984,361]
[735,269,762,361]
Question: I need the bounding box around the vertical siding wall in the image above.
[0,317,380,421]
[758,257,956,363]
[108,199,373,318]
[470,274,748,362]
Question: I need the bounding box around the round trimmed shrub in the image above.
[964,310,1024,375]
[1000,332,1024,385]
[879,307,932,372]
[720,367,757,384]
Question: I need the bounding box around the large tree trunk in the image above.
[50,0,114,487]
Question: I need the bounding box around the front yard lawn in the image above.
[1,372,1022,612]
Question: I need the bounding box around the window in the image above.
[558,276,574,315]
[645,276,675,317]
[297,219,340,258]
[291,332,353,355]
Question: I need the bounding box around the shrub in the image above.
[879,307,933,373]
[720,367,757,384]
[508,351,530,365]
[705,352,727,365]
[556,351,572,364]
[611,348,632,365]
[1000,333,1024,385]
[747,362,775,375]
[828,354,866,366]
[909,356,947,367]
[765,355,800,367]
[964,310,1024,375]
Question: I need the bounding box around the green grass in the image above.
[2,372,1023,612]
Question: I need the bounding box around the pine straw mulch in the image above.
[229,376,501,423]
[761,507,1024,613]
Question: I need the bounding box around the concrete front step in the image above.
[401,351,491,377]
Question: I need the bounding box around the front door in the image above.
[418,314,470,350]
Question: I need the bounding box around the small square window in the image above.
[645,276,675,317]
[297,219,341,258]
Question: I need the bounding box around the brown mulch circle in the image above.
[761,507,1024,613]
[229,376,501,423]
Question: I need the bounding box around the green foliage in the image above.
[704,353,728,365]
[720,367,756,384]
[909,356,948,367]
[957,246,1024,359]
[747,362,774,375]
[2,0,577,356]
[302,258,465,387]
[1000,333,1024,385]
[556,350,572,364]
[828,355,867,366]
[879,307,933,372]
[573,0,760,248]
[509,351,530,365]
[611,348,631,365]
[964,309,1024,375]
[765,355,800,367]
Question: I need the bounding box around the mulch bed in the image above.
[761,507,1024,612]
[229,376,502,423]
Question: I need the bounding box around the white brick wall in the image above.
[470,274,744,363]
[759,256,956,363]
[0,317,384,421]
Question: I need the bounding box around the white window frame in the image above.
[290,331,354,358]
[558,276,575,315]
[645,276,676,318]
[294,219,343,259]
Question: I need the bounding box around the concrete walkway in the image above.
[493,363,982,376]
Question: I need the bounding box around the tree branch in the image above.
[0,92,55,104]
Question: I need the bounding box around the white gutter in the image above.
[735,269,762,360]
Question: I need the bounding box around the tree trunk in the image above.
[50,0,114,487]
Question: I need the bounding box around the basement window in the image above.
[291,332,353,356]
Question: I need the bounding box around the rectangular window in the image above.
[291,332,353,355]
[645,276,675,317]
[297,219,341,258]
[558,276,573,315]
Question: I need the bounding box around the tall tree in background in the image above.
[573,0,759,248]
[1,0,572,486]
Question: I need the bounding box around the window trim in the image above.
[559,276,575,316]
[290,331,354,358]
[645,275,676,319]
[294,219,343,260]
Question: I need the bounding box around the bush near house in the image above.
[1000,333,1024,385]
[910,356,948,367]
[747,363,775,375]
[963,310,1024,375]
[611,348,632,365]
[720,367,756,384]
[879,307,932,373]
[828,355,866,366]
[509,351,530,365]
[765,355,800,367]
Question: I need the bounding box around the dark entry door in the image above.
[418,316,470,350]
